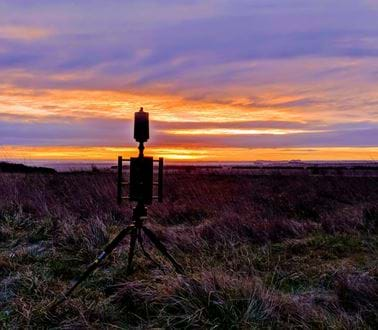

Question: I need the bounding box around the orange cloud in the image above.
[0,84,310,123]
[162,128,328,136]
[0,25,52,41]
[2,82,374,127]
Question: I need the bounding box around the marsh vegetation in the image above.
[0,172,377,328]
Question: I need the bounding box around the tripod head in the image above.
[117,107,163,204]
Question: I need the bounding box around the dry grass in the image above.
[0,171,377,328]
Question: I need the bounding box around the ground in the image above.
[0,171,377,328]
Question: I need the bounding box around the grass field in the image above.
[0,171,377,328]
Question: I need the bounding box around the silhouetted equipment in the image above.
[134,107,149,143]
[56,107,183,306]
[130,156,154,203]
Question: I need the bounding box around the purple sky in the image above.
[0,0,377,160]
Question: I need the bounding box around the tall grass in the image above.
[0,172,377,328]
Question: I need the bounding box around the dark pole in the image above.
[117,156,123,204]
[138,142,144,158]
[158,157,163,202]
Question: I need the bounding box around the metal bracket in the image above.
[117,156,163,204]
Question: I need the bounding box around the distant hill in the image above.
[0,162,56,174]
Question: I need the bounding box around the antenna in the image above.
[56,107,183,305]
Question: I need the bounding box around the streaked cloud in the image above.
[162,128,327,136]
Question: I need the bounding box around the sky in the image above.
[1,0,378,162]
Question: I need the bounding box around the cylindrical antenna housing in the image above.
[134,107,149,143]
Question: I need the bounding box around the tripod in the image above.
[59,202,184,301]
[55,108,184,305]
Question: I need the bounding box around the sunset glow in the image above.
[3,146,378,162]
[163,129,327,136]
[1,1,377,161]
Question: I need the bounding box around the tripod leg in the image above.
[126,227,138,274]
[137,229,166,273]
[56,225,134,305]
[142,226,184,275]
